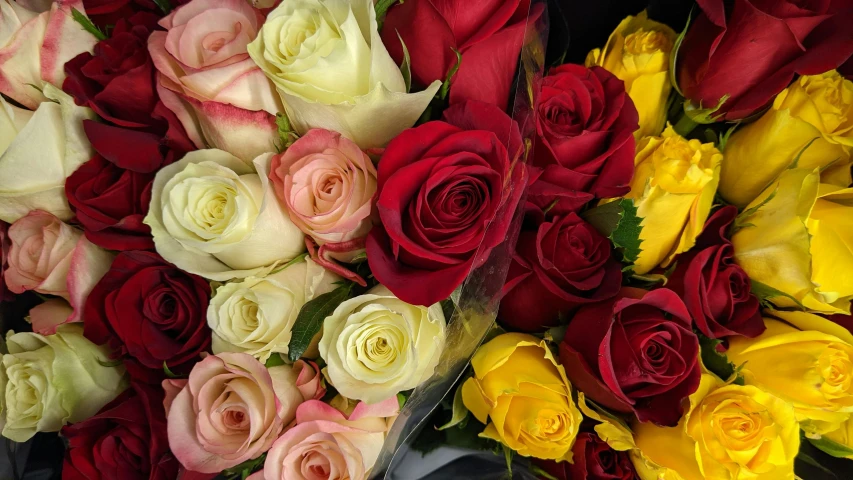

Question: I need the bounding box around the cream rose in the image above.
[208,258,341,362]
[247,0,441,149]
[318,284,446,404]
[249,397,399,480]
[0,0,97,109]
[164,352,305,473]
[4,210,114,332]
[0,85,96,223]
[1,324,128,442]
[269,129,377,261]
[148,0,282,161]
[144,149,305,281]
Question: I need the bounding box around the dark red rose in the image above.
[366,100,527,306]
[64,13,163,131]
[0,222,10,301]
[84,251,211,374]
[668,206,765,339]
[535,432,638,480]
[82,0,189,30]
[678,0,853,121]
[62,381,178,480]
[560,288,701,426]
[530,65,638,213]
[828,313,853,333]
[380,0,543,111]
[499,213,621,332]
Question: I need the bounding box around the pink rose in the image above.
[293,360,325,401]
[269,129,377,262]
[148,0,280,161]
[0,0,98,109]
[3,210,114,332]
[250,397,399,480]
[165,353,305,473]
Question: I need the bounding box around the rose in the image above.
[247,0,440,149]
[528,65,639,214]
[560,288,700,426]
[0,0,97,109]
[0,85,96,223]
[667,206,765,339]
[144,150,305,280]
[732,168,853,313]
[0,221,8,301]
[82,0,189,30]
[1,324,128,442]
[586,12,676,139]
[823,417,853,459]
[164,353,305,473]
[208,258,340,363]
[268,129,377,261]
[366,101,526,306]
[84,250,211,374]
[4,210,114,332]
[461,333,582,461]
[318,284,446,404]
[726,310,853,435]
[719,70,853,206]
[380,0,541,111]
[499,213,622,332]
[62,381,178,480]
[634,375,800,480]
[534,432,639,480]
[293,360,325,401]
[626,126,722,274]
[677,0,853,121]
[148,0,281,161]
[249,397,400,480]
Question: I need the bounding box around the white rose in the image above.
[0,85,96,223]
[144,150,306,281]
[1,324,127,442]
[318,285,446,404]
[247,0,441,149]
[208,258,341,362]
[0,0,97,109]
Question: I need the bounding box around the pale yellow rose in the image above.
[626,126,722,274]
[727,310,853,435]
[720,70,853,207]
[634,374,799,480]
[586,11,676,139]
[732,168,853,313]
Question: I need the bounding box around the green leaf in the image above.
[96,357,123,368]
[222,454,266,480]
[163,361,182,378]
[582,199,644,269]
[718,122,739,151]
[750,279,806,310]
[152,0,172,15]
[269,253,308,275]
[275,113,300,150]
[264,353,286,368]
[374,0,399,30]
[529,465,559,480]
[731,188,777,235]
[439,49,463,100]
[437,384,469,431]
[796,449,838,479]
[668,6,693,97]
[397,392,409,409]
[683,94,730,125]
[808,435,853,459]
[395,31,412,93]
[71,8,106,41]
[698,333,740,383]
[288,283,353,362]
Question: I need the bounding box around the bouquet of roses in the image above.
[414,1,853,479]
[0,0,547,478]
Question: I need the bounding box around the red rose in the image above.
[62,381,178,480]
[0,222,9,301]
[82,0,189,30]
[64,13,163,131]
[366,101,527,306]
[84,251,211,374]
[380,0,543,111]
[535,432,638,480]
[499,213,622,332]
[668,206,765,339]
[678,0,853,120]
[530,65,638,213]
[560,288,701,426]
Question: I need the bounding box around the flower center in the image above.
[624,29,671,55]
[819,343,853,402]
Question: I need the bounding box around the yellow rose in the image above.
[460,333,582,461]
[626,126,722,274]
[727,310,853,435]
[731,168,853,313]
[719,70,853,207]
[586,11,676,139]
[820,417,853,459]
[634,374,799,480]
